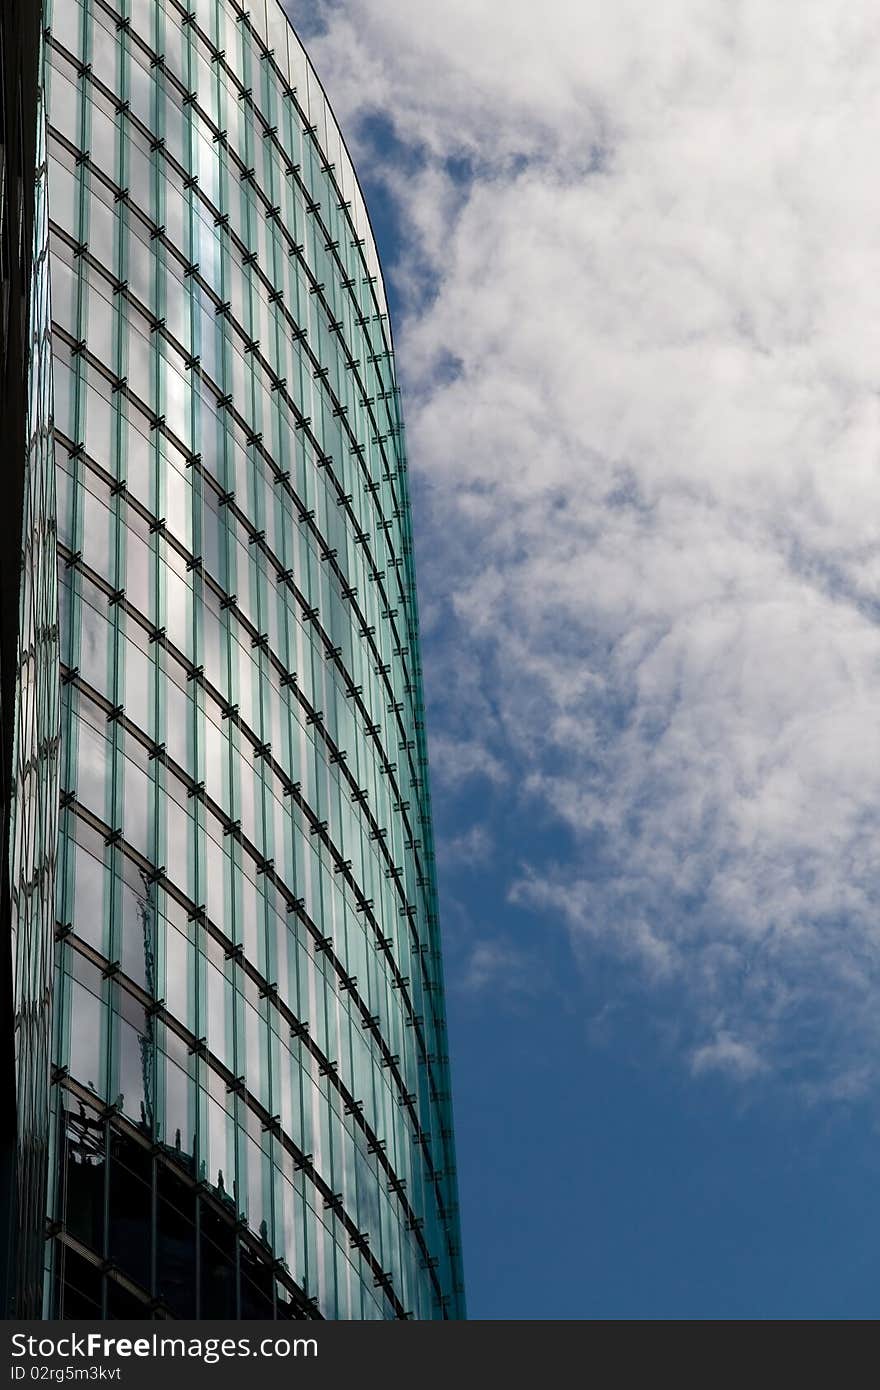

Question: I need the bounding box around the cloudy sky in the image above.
[290,0,880,1316]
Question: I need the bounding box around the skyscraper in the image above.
[1,0,464,1321]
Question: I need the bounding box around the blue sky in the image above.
[289,0,880,1317]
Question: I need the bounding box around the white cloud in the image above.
[427,732,509,789]
[459,939,544,996]
[691,1032,767,1081]
[439,824,495,868]
[307,0,880,1088]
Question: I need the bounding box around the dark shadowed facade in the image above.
[0,0,464,1321]
[0,0,61,1319]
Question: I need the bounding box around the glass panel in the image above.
[156,1168,197,1317]
[118,862,154,991]
[68,977,104,1097]
[200,1205,236,1318]
[59,1095,105,1254]
[108,1135,152,1288]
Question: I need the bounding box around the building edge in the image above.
[0,3,61,1318]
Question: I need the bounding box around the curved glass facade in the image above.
[42,0,464,1320]
[0,11,61,1318]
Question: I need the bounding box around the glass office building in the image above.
[0,0,464,1320]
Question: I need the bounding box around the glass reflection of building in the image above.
[0,0,465,1320]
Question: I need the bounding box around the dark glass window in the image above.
[106,1280,149,1319]
[60,1100,105,1255]
[60,1248,102,1319]
[156,1166,196,1317]
[240,1238,274,1319]
[200,1203,236,1319]
[108,1135,152,1291]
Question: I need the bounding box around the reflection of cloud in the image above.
[308,0,880,1090]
